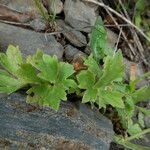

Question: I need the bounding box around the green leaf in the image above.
[27,83,67,110]
[127,124,142,136]
[138,112,145,128]
[116,96,135,129]
[90,17,113,61]
[63,79,77,90]
[98,88,124,108]
[26,50,75,110]
[136,106,150,116]
[84,54,102,77]
[0,45,25,93]
[115,135,150,150]
[37,54,59,82]
[57,62,75,81]
[0,45,23,74]
[95,51,125,88]
[0,69,24,93]
[132,86,150,104]
[77,70,95,89]
[26,49,44,69]
[16,64,42,83]
[82,88,98,103]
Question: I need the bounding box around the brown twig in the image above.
[115,27,122,52]
[84,0,150,42]
[118,0,149,67]
[104,7,136,59]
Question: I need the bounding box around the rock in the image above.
[132,134,150,148]
[29,18,46,31]
[0,4,32,23]
[64,0,97,33]
[47,0,63,14]
[0,23,64,59]
[0,93,114,150]
[106,28,118,49]
[0,0,42,16]
[57,20,87,47]
[144,116,150,128]
[123,58,149,88]
[0,0,47,31]
[64,45,86,62]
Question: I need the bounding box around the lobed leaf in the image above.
[16,64,42,83]
[127,124,142,136]
[98,88,124,108]
[132,86,150,104]
[94,51,125,88]
[27,83,67,110]
[77,70,95,89]
[0,69,24,93]
[90,17,113,61]
[0,45,22,75]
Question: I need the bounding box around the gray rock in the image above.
[0,93,114,150]
[0,0,47,31]
[0,0,41,15]
[0,23,64,59]
[29,18,46,31]
[64,45,86,62]
[106,28,118,49]
[57,20,87,47]
[64,0,97,33]
[132,133,150,148]
[144,116,150,128]
[47,0,63,14]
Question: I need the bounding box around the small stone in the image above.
[0,0,42,16]
[106,28,118,49]
[47,0,63,14]
[64,0,98,33]
[29,18,46,31]
[57,20,87,47]
[64,45,86,62]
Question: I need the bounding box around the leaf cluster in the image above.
[33,0,56,22]
[0,46,76,110]
[88,17,150,149]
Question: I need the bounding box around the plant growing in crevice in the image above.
[33,0,56,22]
[0,17,149,149]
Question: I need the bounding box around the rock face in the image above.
[0,93,114,150]
[64,0,97,32]
[0,0,41,15]
[0,23,64,59]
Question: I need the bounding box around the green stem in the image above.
[33,0,49,21]
[124,128,150,141]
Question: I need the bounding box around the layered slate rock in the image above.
[0,23,64,59]
[0,93,114,150]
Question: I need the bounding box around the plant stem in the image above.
[33,0,49,21]
[124,128,150,141]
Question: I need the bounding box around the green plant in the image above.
[89,18,150,150]
[0,17,149,149]
[134,0,150,41]
[0,47,76,110]
[33,0,56,22]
